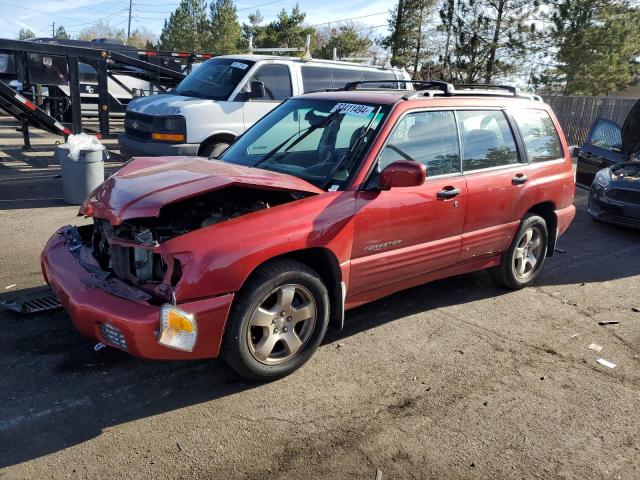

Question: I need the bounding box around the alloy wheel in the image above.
[512,226,545,279]
[246,284,317,365]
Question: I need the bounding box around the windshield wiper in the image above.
[252,110,341,169]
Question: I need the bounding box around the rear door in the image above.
[457,109,537,263]
[349,109,467,296]
[576,118,625,187]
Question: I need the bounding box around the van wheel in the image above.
[221,259,329,381]
[200,142,230,159]
[490,214,548,289]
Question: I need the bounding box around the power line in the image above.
[310,11,388,27]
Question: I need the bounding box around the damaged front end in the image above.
[68,186,302,304]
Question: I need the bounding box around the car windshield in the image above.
[175,58,253,100]
[220,99,388,190]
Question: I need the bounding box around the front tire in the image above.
[221,259,329,381]
[490,214,548,289]
[200,142,230,159]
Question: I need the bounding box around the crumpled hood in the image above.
[126,93,218,116]
[81,157,323,225]
[611,161,640,184]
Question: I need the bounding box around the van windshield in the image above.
[175,58,254,100]
[220,99,388,190]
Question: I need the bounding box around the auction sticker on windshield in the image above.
[330,103,375,117]
[231,62,249,70]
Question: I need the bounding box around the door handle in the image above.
[512,174,528,185]
[437,186,461,199]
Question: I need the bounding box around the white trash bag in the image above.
[66,133,105,161]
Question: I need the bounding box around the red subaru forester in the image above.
[42,82,576,380]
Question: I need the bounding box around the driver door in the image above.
[349,110,468,297]
[576,118,625,187]
[241,63,293,130]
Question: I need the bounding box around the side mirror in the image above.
[379,160,426,190]
[249,81,266,99]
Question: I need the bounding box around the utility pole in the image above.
[127,0,133,43]
[52,22,55,37]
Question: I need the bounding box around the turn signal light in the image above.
[151,132,185,142]
[158,304,197,351]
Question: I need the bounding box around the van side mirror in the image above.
[379,160,426,190]
[249,81,266,99]
[570,145,580,157]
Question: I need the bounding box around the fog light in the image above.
[158,304,197,352]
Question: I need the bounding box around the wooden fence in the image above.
[542,95,637,146]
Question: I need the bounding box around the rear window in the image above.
[457,110,520,171]
[512,109,563,162]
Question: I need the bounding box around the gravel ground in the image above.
[1,118,639,479]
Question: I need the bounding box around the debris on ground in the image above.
[4,283,16,290]
[0,287,62,313]
[598,321,619,326]
[555,247,567,253]
[375,469,383,480]
[588,343,603,352]
[569,333,579,339]
[632,307,640,313]
[93,343,106,351]
[596,359,617,369]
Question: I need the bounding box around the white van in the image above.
[118,55,410,158]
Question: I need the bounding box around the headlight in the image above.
[158,304,197,351]
[151,116,186,142]
[594,168,612,187]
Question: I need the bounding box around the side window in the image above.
[362,70,397,89]
[250,64,292,100]
[332,68,362,89]
[588,119,622,151]
[379,111,461,176]
[301,66,332,93]
[457,110,520,171]
[511,109,563,162]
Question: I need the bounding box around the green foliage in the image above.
[128,27,158,49]
[381,0,436,75]
[54,26,70,40]
[244,5,315,50]
[17,28,35,40]
[209,0,242,54]
[77,20,126,42]
[314,24,372,60]
[159,0,210,51]
[545,0,640,95]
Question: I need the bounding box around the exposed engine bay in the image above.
[75,187,303,302]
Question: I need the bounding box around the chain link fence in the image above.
[542,95,637,146]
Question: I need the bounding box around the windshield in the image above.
[220,99,388,190]
[175,58,253,100]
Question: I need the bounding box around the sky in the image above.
[0,0,393,42]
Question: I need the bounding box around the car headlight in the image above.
[158,304,197,351]
[594,168,612,187]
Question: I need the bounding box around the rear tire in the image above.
[490,214,548,289]
[200,142,230,159]
[221,259,330,381]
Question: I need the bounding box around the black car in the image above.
[576,99,640,228]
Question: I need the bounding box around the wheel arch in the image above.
[197,132,237,156]
[527,201,557,257]
[235,247,345,330]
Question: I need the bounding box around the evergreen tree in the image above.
[159,0,210,52]
[545,0,640,95]
[209,0,241,54]
[315,24,372,60]
[17,28,35,40]
[255,5,314,49]
[54,26,70,40]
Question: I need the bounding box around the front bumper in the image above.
[588,184,640,229]
[118,133,199,159]
[41,229,234,360]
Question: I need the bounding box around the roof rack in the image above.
[453,84,520,96]
[344,79,456,96]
